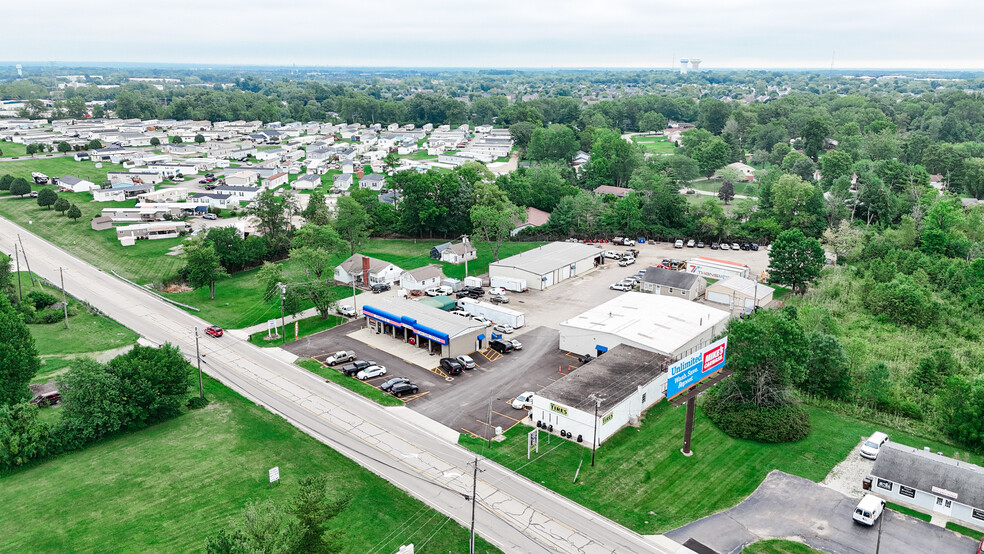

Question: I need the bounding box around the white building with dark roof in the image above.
[334,254,403,286]
[640,267,706,301]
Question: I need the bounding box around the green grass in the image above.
[946,521,984,539]
[402,150,437,161]
[689,178,759,197]
[771,285,792,301]
[886,502,932,522]
[631,135,677,155]
[0,157,124,185]
[743,539,823,553]
[0,140,29,158]
[296,358,403,407]
[0,374,491,552]
[248,314,345,347]
[366,238,546,281]
[460,401,982,534]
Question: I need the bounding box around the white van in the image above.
[853,494,885,526]
[860,432,889,460]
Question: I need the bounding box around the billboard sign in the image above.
[666,337,728,400]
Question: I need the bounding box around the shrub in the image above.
[187,396,209,410]
[703,401,811,443]
[25,290,58,311]
[864,274,938,327]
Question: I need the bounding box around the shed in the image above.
[640,267,705,301]
[705,276,774,309]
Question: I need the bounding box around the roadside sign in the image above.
[294,321,299,339]
[528,429,539,459]
[666,337,728,401]
[268,466,280,483]
[268,319,276,329]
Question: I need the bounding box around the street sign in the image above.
[528,428,539,459]
[666,337,728,401]
[268,319,276,329]
[268,466,280,483]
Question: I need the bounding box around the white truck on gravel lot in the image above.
[490,276,527,293]
[458,298,525,328]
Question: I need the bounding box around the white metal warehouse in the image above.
[489,241,603,291]
[705,276,774,309]
[559,292,730,359]
[530,345,670,447]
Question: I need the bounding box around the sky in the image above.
[4,0,983,70]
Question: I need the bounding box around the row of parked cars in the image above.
[610,269,648,291]
[674,239,761,251]
[324,350,420,396]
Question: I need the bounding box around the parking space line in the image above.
[401,391,429,402]
[492,410,523,423]
[461,426,482,436]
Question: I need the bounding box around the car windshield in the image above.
[864,440,879,449]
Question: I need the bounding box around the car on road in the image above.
[325,350,356,365]
[509,339,523,350]
[29,391,61,407]
[511,392,535,410]
[710,242,720,249]
[380,376,411,391]
[610,282,632,291]
[674,239,684,248]
[493,323,514,334]
[977,535,984,554]
[340,360,375,377]
[439,357,463,375]
[371,283,391,293]
[720,243,730,250]
[472,315,493,327]
[204,325,223,338]
[731,242,741,250]
[490,294,509,304]
[697,241,705,248]
[390,382,419,397]
[686,239,696,247]
[617,257,635,267]
[337,304,356,317]
[456,355,476,369]
[853,494,885,526]
[860,431,889,460]
[488,287,506,296]
[490,339,514,354]
[356,365,387,380]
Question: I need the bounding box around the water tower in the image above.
[689,58,702,72]
[15,64,22,77]
[680,58,689,74]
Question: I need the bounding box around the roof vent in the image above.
[924,447,931,452]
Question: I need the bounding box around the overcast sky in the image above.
[4,0,982,70]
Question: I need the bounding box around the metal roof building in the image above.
[362,298,487,358]
[489,241,603,291]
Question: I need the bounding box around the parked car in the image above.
[337,304,356,317]
[29,391,61,407]
[617,257,635,267]
[697,241,705,248]
[463,286,484,296]
[860,431,890,460]
[493,323,515,334]
[340,360,375,377]
[450,309,470,317]
[710,242,720,249]
[511,392,534,410]
[439,357,463,375]
[489,287,506,296]
[750,243,760,251]
[456,355,476,369]
[455,290,472,299]
[371,283,391,293]
[740,242,752,251]
[731,242,741,250]
[686,239,696,247]
[669,260,686,270]
[578,354,595,364]
[325,350,356,365]
[356,365,387,380]
[424,287,441,296]
[674,239,684,248]
[977,535,983,554]
[490,339,514,354]
[490,294,509,304]
[622,238,636,246]
[853,494,885,526]
[610,283,632,291]
[380,377,410,391]
[390,382,419,397]
[509,339,523,350]
[204,325,223,338]
[720,243,731,250]
[603,250,620,259]
[472,315,493,327]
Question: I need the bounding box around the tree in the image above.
[0,403,50,469]
[204,226,268,273]
[25,144,39,156]
[184,236,226,300]
[290,475,350,552]
[527,124,579,163]
[801,118,830,161]
[67,204,82,222]
[940,375,984,453]
[36,188,57,210]
[53,197,70,215]
[697,98,732,135]
[290,225,348,319]
[509,121,537,150]
[247,189,296,258]
[914,349,959,394]
[0,174,12,191]
[106,343,189,426]
[56,359,128,447]
[149,137,161,147]
[86,139,103,150]
[771,174,822,234]
[718,179,735,204]
[638,111,667,134]
[56,141,72,153]
[694,138,730,177]
[10,178,31,197]
[768,229,825,295]
[382,152,400,172]
[864,274,938,328]
[798,332,851,400]
[822,220,863,264]
[818,150,854,188]
[256,262,302,318]
[194,134,205,144]
[0,295,40,405]
[334,196,371,255]
[170,136,183,144]
[470,181,522,261]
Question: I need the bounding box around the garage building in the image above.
[489,241,603,291]
[559,292,730,359]
[530,345,670,447]
[362,298,487,358]
[686,256,750,280]
[869,442,984,532]
[705,276,774,309]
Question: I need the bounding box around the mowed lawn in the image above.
[0,376,495,553]
[0,156,123,185]
[460,401,982,534]
[631,135,678,155]
[689,177,759,197]
[0,140,29,158]
[744,540,823,554]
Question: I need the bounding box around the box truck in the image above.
[457,298,525,328]
[490,276,527,292]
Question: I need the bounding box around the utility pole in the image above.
[681,385,698,456]
[59,267,69,329]
[875,504,884,554]
[195,327,204,399]
[279,282,287,345]
[14,243,22,302]
[469,457,479,554]
[486,395,494,447]
[591,397,602,467]
[17,235,36,286]
[351,276,357,316]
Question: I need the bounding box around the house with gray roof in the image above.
[399,265,446,291]
[640,267,706,301]
[359,173,386,191]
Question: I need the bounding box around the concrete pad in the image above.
[347,327,440,369]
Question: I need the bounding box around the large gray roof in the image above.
[490,242,601,276]
[363,297,485,339]
[536,345,669,408]
[871,441,984,508]
[642,267,702,290]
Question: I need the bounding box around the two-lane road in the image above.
[0,219,679,554]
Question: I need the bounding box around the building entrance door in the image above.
[934,496,953,516]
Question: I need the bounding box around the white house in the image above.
[213,185,260,202]
[56,175,97,193]
[341,160,354,174]
[399,265,446,292]
[264,172,288,188]
[358,173,386,191]
[332,173,354,190]
[334,254,403,286]
[224,170,259,187]
[191,192,236,209]
[292,174,321,190]
[430,237,477,265]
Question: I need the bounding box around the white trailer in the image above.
[458,298,526,328]
[490,276,527,292]
[686,257,750,280]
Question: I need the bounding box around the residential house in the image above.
[379,190,402,206]
[92,184,154,202]
[640,267,706,301]
[116,222,188,246]
[399,265,446,291]
[359,173,386,191]
[224,170,259,187]
[292,174,321,190]
[332,173,354,190]
[725,162,756,182]
[213,185,260,202]
[57,175,97,193]
[429,237,477,265]
[593,185,632,198]
[333,254,403,286]
[264,172,288,188]
[191,192,236,209]
[511,206,551,235]
[341,160,354,174]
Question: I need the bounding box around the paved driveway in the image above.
[667,471,976,554]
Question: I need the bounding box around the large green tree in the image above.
[0,295,40,405]
[0,403,50,469]
[470,182,522,261]
[289,224,348,319]
[10,178,31,197]
[247,188,297,257]
[768,229,825,295]
[184,236,227,300]
[527,124,579,163]
[334,196,371,255]
[36,188,57,210]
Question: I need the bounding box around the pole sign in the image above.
[528,428,539,459]
[294,321,299,339]
[269,466,280,483]
[666,337,728,401]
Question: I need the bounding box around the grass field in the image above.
[0,156,124,185]
[0,140,29,158]
[248,314,346,347]
[743,539,823,553]
[0,374,493,553]
[631,135,677,155]
[689,178,759,198]
[460,401,982,534]
[946,521,983,540]
[296,358,403,407]
[887,502,932,522]
[402,150,437,161]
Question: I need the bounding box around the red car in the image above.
[204,326,223,338]
[977,536,983,554]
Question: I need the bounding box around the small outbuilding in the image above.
[490,241,602,291]
[400,265,445,291]
[705,276,774,309]
[686,256,750,280]
[640,266,705,301]
[430,237,477,265]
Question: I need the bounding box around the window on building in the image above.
[668,288,673,293]
[681,290,686,295]
[641,392,647,404]
[899,486,916,498]
[876,479,893,491]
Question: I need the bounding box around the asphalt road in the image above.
[1,219,675,554]
[667,471,976,554]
